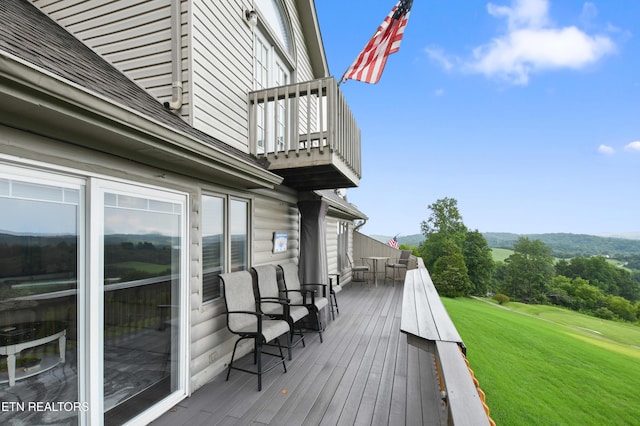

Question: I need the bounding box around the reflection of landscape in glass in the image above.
[104,233,179,283]
[0,180,79,425]
[103,194,182,425]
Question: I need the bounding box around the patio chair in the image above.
[328,273,341,320]
[252,264,308,360]
[346,253,370,285]
[385,250,411,286]
[220,271,289,391]
[277,263,328,343]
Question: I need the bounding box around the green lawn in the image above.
[490,248,513,262]
[442,297,640,425]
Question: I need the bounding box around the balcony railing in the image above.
[248,77,361,191]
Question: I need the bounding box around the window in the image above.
[255,0,292,54]
[254,31,291,154]
[201,195,250,302]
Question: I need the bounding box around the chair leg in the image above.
[286,321,294,360]
[315,309,323,343]
[256,337,262,391]
[277,337,287,373]
[330,292,336,320]
[298,323,306,347]
[226,337,242,381]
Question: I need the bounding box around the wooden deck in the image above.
[151,282,445,425]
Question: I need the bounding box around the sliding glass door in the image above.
[0,168,82,425]
[100,186,186,425]
[0,164,188,425]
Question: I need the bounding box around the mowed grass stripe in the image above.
[442,297,640,425]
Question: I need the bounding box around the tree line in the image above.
[411,198,640,323]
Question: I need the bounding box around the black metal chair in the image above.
[277,263,328,343]
[220,270,289,391]
[385,250,411,285]
[252,264,308,360]
[346,253,371,286]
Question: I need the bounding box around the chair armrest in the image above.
[226,310,265,334]
[301,283,327,298]
[282,289,312,305]
[227,310,263,316]
[259,296,291,304]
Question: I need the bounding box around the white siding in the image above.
[32,0,191,119]
[326,217,338,276]
[253,192,300,265]
[191,0,253,151]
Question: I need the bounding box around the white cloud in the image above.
[434,88,445,96]
[456,0,617,85]
[425,46,454,71]
[624,141,640,152]
[488,0,550,30]
[597,144,615,155]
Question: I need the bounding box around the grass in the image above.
[490,248,513,262]
[442,297,640,425]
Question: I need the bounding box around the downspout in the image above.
[165,0,183,111]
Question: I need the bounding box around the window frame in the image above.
[201,192,252,304]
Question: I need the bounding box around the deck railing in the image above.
[248,77,361,179]
[401,259,495,425]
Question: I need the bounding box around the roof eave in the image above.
[296,0,329,78]
[0,52,283,189]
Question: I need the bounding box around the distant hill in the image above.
[370,234,424,248]
[483,232,640,258]
[368,232,640,258]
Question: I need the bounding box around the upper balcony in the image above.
[248,77,361,191]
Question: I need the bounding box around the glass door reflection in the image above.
[103,192,182,425]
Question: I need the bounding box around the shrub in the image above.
[594,307,615,320]
[493,293,510,305]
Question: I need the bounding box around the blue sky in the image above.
[315,0,639,237]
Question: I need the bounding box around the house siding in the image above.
[191,0,252,151]
[32,0,191,119]
[32,0,320,153]
[326,216,338,276]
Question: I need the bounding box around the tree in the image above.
[431,239,472,297]
[420,197,467,241]
[503,237,555,302]
[420,231,449,271]
[605,296,636,322]
[420,197,468,270]
[463,230,495,296]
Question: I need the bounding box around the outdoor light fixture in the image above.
[245,9,258,27]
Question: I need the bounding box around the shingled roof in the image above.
[0,0,268,170]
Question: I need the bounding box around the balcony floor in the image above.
[151,282,446,426]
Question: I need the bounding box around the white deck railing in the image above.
[248,77,361,179]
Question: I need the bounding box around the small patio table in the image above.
[362,256,389,288]
[0,321,66,386]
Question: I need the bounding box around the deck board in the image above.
[151,283,444,426]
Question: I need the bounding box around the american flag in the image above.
[340,0,413,84]
[388,236,399,249]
